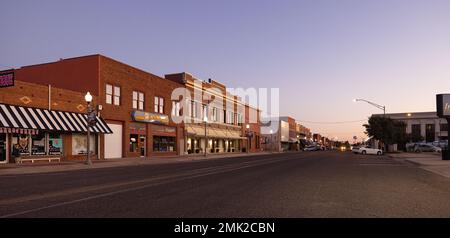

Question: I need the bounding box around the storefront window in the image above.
[12,134,30,155]
[153,136,176,152]
[72,134,96,155]
[31,133,46,155]
[130,134,138,152]
[49,133,63,155]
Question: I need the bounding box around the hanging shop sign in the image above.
[0,71,14,88]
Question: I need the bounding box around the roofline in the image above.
[372,111,443,119]
[17,54,102,70]
[373,111,437,116]
[99,55,175,83]
[14,54,185,88]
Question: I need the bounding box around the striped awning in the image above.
[0,103,113,134]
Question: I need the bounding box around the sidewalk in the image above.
[0,151,276,176]
[388,152,450,179]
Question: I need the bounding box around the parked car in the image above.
[431,140,448,149]
[351,146,361,154]
[304,145,320,151]
[356,146,383,155]
[406,143,417,152]
[413,144,442,153]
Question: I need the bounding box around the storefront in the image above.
[152,125,177,153]
[0,133,7,163]
[131,110,178,156]
[129,122,146,157]
[185,124,244,154]
[0,103,112,163]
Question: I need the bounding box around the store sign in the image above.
[153,125,176,134]
[437,94,450,117]
[131,111,169,125]
[0,71,14,88]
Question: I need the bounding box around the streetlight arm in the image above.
[355,99,385,112]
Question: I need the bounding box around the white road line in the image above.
[0,156,299,218]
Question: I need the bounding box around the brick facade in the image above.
[98,56,184,158]
[165,72,262,154]
[1,54,262,162]
[0,79,102,161]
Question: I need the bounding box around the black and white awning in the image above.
[0,103,113,134]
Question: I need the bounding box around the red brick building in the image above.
[165,73,261,154]
[0,54,262,163]
[0,78,112,163]
[4,55,185,159]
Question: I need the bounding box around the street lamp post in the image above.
[353,98,386,116]
[246,124,250,154]
[204,116,208,157]
[84,92,93,165]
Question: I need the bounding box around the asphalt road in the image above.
[2,151,450,218]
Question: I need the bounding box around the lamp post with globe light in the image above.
[84,92,94,165]
[246,124,251,154]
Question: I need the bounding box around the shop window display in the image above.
[12,134,30,155]
[31,133,46,155]
[72,134,96,155]
[153,136,176,152]
[49,133,63,155]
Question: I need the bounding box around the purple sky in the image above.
[2,0,450,141]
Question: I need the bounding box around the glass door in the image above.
[139,135,146,156]
[0,134,6,163]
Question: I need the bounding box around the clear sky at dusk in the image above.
[2,0,450,141]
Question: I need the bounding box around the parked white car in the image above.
[357,146,383,156]
[351,146,361,154]
[413,144,442,153]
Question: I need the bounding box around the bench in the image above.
[17,157,61,164]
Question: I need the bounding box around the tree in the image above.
[363,116,408,150]
[392,120,408,150]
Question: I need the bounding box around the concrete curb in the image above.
[0,151,293,176]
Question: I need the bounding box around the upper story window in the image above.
[154,96,164,114]
[212,107,219,122]
[133,91,144,110]
[190,101,197,118]
[202,104,209,121]
[441,123,448,132]
[227,111,234,124]
[237,113,243,125]
[114,86,121,105]
[106,84,121,106]
[172,101,181,117]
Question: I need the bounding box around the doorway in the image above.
[0,134,7,163]
[139,135,146,157]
